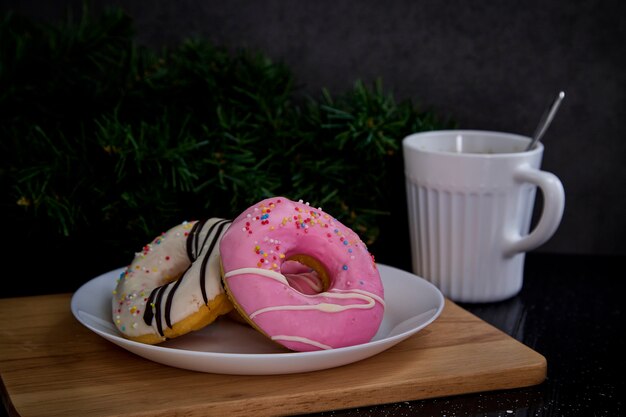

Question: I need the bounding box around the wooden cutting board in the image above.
[0,293,545,417]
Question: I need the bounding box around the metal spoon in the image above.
[526,91,565,151]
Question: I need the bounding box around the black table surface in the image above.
[1,252,624,417]
[310,252,625,417]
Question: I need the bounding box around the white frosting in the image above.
[112,218,230,340]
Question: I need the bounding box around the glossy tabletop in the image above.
[312,252,625,417]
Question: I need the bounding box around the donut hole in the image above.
[282,256,330,295]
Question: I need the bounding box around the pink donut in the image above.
[220,197,385,351]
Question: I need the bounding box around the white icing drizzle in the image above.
[226,265,385,351]
[271,335,332,350]
[330,288,386,308]
[225,267,385,321]
[285,273,323,293]
[224,267,289,285]
[249,291,377,319]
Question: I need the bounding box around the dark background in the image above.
[2,0,625,261]
[1,4,624,416]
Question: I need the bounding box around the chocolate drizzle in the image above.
[199,219,231,304]
[186,219,207,262]
[153,285,167,337]
[163,277,183,329]
[142,287,158,327]
[142,218,231,337]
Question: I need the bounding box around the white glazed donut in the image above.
[112,218,233,344]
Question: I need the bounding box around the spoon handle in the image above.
[526,91,565,151]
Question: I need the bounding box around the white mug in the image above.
[402,130,565,302]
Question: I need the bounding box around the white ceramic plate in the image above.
[71,263,444,375]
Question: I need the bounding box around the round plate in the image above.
[71,263,444,375]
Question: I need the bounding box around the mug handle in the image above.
[504,165,565,257]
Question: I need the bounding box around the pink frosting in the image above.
[220,197,385,351]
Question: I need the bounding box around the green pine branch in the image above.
[1,5,454,254]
